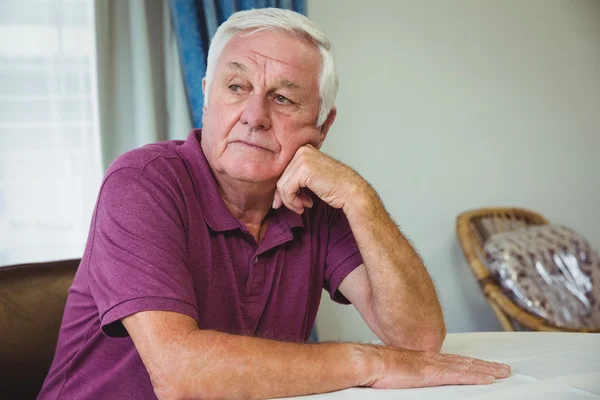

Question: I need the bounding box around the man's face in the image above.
[201,29,333,185]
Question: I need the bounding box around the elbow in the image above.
[151,367,193,400]
[417,331,445,353]
[414,322,446,353]
[148,359,193,400]
[412,311,446,352]
[385,321,446,353]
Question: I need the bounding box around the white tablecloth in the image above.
[285,332,600,399]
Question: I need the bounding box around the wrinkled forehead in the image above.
[217,29,321,84]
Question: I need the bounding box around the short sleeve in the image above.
[323,207,363,304]
[87,164,198,337]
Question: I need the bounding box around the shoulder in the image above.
[97,141,195,212]
[95,142,192,221]
[107,140,186,173]
[101,140,192,190]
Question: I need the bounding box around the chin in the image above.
[223,162,279,184]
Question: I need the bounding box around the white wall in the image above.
[309,0,600,342]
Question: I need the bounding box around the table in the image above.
[285,332,600,399]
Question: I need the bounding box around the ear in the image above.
[202,78,208,113]
[314,107,337,149]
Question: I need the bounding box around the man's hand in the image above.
[361,344,511,389]
[272,144,365,214]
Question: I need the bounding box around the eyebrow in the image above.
[226,61,249,72]
[277,79,301,90]
[225,61,302,90]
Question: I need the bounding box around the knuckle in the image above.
[300,145,312,154]
[461,357,475,369]
[296,147,307,157]
[299,163,311,176]
[297,146,313,160]
[446,354,473,370]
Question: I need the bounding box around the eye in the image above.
[228,84,243,93]
[274,94,293,105]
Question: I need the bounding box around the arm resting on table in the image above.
[123,310,373,400]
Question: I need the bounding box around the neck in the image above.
[213,171,275,240]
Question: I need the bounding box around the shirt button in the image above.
[253,257,258,264]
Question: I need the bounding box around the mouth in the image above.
[231,140,272,152]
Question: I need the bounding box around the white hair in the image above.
[204,8,338,127]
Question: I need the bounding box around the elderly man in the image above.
[39,8,509,400]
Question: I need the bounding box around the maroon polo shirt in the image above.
[38,130,363,399]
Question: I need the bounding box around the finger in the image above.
[277,164,308,214]
[450,361,510,379]
[272,191,283,209]
[468,359,510,378]
[435,369,496,386]
[274,149,304,210]
[438,354,510,371]
[280,186,305,214]
[287,192,307,214]
[287,192,309,214]
[297,191,313,208]
[439,355,511,378]
[279,147,304,184]
[275,182,302,214]
[277,185,303,214]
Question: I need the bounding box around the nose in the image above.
[240,93,271,131]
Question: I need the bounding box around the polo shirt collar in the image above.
[178,129,304,233]
[274,204,304,230]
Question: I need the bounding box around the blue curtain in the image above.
[169,0,318,343]
[169,0,305,128]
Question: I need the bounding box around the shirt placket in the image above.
[240,221,296,334]
[244,252,263,298]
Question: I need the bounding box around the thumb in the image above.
[272,190,283,209]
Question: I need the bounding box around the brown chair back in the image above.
[0,259,80,399]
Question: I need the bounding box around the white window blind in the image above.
[0,0,102,265]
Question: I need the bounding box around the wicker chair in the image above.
[456,207,600,333]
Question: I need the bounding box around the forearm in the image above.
[343,185,445,350]
[163,330,373,399]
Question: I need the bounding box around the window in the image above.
[0,0,102,265]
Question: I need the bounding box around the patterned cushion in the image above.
[484,225,600,329]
